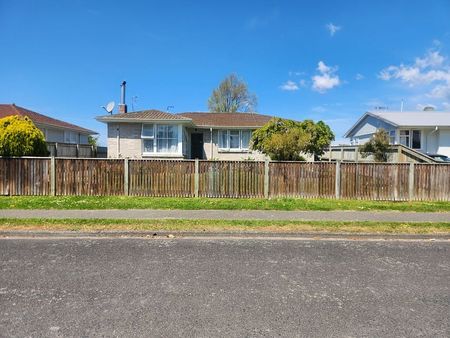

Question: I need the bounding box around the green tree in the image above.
[359,129,391,162]
[251,118,334,161]
[88,135,98,146]
[298,120,335,159]
[0,115,49,157]
[208,74,257,113]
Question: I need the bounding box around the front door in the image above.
[191,133,204,159]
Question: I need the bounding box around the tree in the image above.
[298,120,335,159]
[359,128,390,162]
[251,118,334,161]
[0,115,49,157]
[88,135,98,147]
[208,74,257,113]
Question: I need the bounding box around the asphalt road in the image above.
[1,235,449,337]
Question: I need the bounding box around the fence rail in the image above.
[0,157,449,201]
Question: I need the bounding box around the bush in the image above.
[359,129,390,162]
[251,118,334,161]
[0,115,49,157]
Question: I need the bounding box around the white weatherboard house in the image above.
[344,111,450,157]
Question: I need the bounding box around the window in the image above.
[229,130,240,149]
[64,131,78,144]
[399,130,410,147]
[241,130,251,149]
[142,124,178,154]
[219,130,228,149]
[218,130,252,151]
[389,130,396,144]
[412,130,421,149]
[399,129,421,149]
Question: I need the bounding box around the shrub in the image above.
[0,115,49,157]
[359,129,390,162]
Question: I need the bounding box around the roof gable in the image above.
[0,104,97,134]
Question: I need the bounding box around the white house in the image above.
[344,111,450,157]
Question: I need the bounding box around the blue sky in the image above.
[1,0,450,145]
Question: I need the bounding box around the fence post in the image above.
[54,143,58,157]
[335,160,341,199]
[124,158,129,196]
[194,159,199,198]
[408,162,415,201]
[264,159,270,198]
[50,156,56,196]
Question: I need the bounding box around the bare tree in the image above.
[208,74,257,113]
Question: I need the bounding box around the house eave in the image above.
[95,116,193,125]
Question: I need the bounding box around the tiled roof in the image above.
[0,104,97,134]
[177,112,273,127]
[97,110,192,122]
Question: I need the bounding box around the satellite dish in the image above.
[101,101,115,114]
[106,101,115,113]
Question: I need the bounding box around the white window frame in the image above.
[141,123,181,155]
[399,129,422,149]
[218,129,252,152]
[389,130,396,145]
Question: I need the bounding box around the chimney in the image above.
[118,81,127,114]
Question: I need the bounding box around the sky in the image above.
[1,0,450,145]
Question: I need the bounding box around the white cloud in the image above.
[326,23,341,37]
[311,61,341,93]
[355,73,365,80]
[280,80,299,91]
[415,51,445,69]
[379,49,450,99]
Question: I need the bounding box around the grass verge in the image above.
[0,218,449,234]
[0,196,450,212]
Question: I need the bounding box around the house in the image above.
[0,103,97,144]
[344,111,450,157]
[96,109,273,159]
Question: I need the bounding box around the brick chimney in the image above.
[118,81,127,114]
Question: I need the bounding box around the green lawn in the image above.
[0,196,449,212]
[0,218,449,234]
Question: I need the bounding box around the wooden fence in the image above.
[0,157,449,201]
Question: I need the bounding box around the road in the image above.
[0,235,449,337]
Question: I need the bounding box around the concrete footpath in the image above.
[0,209,449,222]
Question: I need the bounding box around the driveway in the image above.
[0,235,449,337]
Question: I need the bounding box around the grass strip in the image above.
[1,196,450,212]
[0,218,449,234]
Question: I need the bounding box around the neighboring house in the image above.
[0,103,97,144]
[344,111,450,157]
[96,109,274,159]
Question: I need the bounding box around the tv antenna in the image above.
[132,96,138,111]
[101,101,115,114]
[167,105,174,112]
